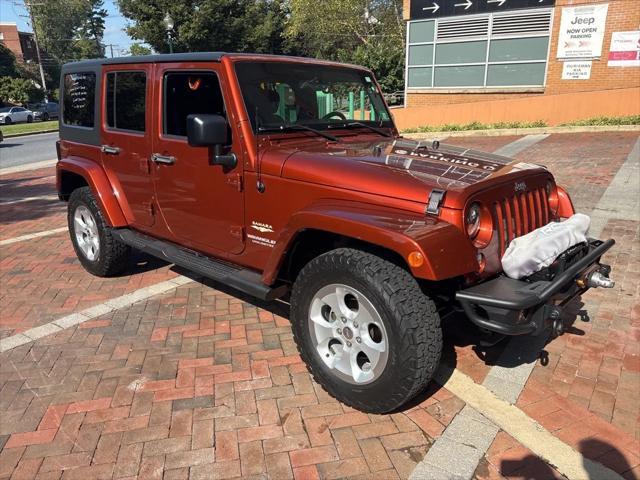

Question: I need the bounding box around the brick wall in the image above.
[0,24,24,62]
[405,0,640,107]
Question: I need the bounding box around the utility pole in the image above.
[24,1,48,102]
[104,43,115,58]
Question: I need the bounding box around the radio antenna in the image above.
[255,106,265,193]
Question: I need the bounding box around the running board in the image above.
[112,229,288,301]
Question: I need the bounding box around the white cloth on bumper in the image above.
[501,214,590,279]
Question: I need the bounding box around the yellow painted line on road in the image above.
[432,367,622,480]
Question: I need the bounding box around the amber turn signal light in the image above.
[408,251,425,268]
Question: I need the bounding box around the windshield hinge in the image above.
[426,189,446,215]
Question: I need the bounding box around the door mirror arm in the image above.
[212,144,237,169]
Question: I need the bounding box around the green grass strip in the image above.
[1,120,59,137]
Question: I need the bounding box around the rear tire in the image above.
[43,113,49,121]
[68,187,130,276]
[290,248,442,413]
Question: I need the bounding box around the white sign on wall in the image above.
[608,31,640,67]
[562,61,592,80]
[557,4,609,59]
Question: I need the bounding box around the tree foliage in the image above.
[127,43,152,56]
[287,0,405,92]
[116,0,291,54]
[116,0,405,92]
[0,76,44,105]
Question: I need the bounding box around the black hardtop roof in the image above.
[62,52,368,71]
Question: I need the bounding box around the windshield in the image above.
[0,107,11,113]
[235,62,392,132]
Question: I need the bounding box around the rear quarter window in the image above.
[63,72,96,128]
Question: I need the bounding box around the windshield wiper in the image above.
[258,124,339,142]
[329,121,392,138]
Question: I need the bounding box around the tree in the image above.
[127,43,152,56]
[0,45,22,78]
[0,76,43,105]
[287,0,405,92]
[116,0,291,54]
[76,0,109,59]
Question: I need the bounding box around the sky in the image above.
[0,0,141,57]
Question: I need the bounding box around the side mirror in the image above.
[186,114,237,168]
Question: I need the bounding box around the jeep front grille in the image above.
[493,187,550,255]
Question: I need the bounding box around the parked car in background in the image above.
[0,106,34,124]
[29,102,59,121]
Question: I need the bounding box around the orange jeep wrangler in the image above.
[57,53,614,413]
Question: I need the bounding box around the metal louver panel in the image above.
[491,12,552,36]
[437,17,489,39]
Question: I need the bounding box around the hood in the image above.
[279,136,549,209]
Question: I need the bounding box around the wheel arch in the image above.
[56,157,128,227]
[263,200,477,285]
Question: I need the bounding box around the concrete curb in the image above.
[403,124,640,139]
[0,159,57,175]
[2,128,59,138]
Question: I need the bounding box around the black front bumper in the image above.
[455,238,615,336]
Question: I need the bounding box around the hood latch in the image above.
[426,189,446,215]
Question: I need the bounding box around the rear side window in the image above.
[63,72,96,127]
[106,71,146,132]
[163,72,225,137]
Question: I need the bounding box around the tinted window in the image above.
[163,72,224,137]
[106,71,146,132]
[63,72,96,127]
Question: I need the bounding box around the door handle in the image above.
[151,153,176,165]
[101,145,120,155]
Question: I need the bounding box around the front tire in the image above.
[68,187,130,276]
[290,248,442,413]
[27,115,33,123]
[4,117,12,125]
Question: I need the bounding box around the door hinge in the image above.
[426,189,446,215]
[230,226,244,239]
[142,201,155,217]
[226,174,243,192]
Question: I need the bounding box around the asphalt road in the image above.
[0,131,58,169]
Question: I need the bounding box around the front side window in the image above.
[235,62,392,132]
[407,9,552,89]
[106,71,146,132]
[63,72,96,127]
[163,72,225,137]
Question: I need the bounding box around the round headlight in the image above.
[465,203,481,238]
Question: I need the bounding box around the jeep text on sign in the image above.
[557,4,609,59]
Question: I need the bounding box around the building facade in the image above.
[0,23,36,63]
[396,0,639,127]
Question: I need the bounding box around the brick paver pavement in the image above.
[0,132,638,479]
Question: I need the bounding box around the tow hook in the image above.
[549,307,564,337]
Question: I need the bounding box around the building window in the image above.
[406,9,553,89]
[62,72,96,128]
[163,72,225,137]
[106,71,146,132]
